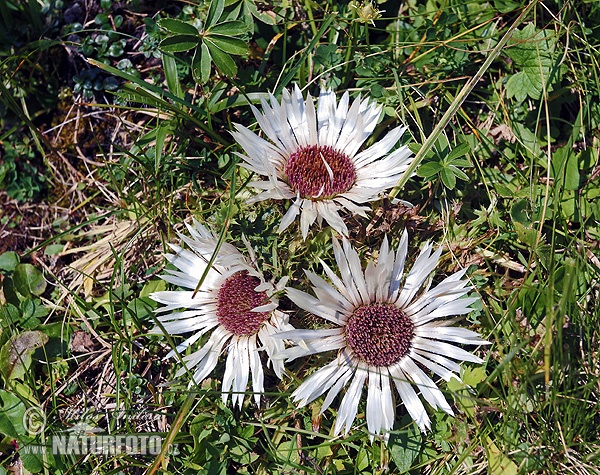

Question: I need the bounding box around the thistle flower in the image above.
[231,85,413,238]
[150,220,293,407]
[279,231,489,437]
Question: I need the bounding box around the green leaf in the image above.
[158,18,199,36]
[446,142,470,162]
[207,20,246,36]
[462,366,487,386]
[389,417,422,472]
[140,279,167,298]
[448,165,470,181]
[192,43,212,84]
[513,221,539,248]
[0,251,19,272]
[0,389,26,438]
[0,331,49,381]
[44,244,65,256]
[159,34,200,52]
[13,264,46,297]
[440,167,457,189]
[416,161,443,178]
[486,436,519,475]
[505,24,561,102]
[205,40,238,76]
[163,54,183,98]
[206,0,225,28]
[205,34,248,55]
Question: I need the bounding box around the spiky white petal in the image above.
[231,86,414,238]
[150,220,294,407]
[280,234,490,438]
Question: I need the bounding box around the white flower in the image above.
[231,85,414,239]
[149,220,294,407]
[279,231,489,438]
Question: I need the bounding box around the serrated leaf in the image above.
[206,0,225,28]
[505,24,561,102]
[205,40,238,76]
[158,18,199,36]
[13,264,46,297]
[192,43,212,84]
[462,366,487,386]
[416,161,443,178]
[0,251,19,272]
[206,34,248,55]
[446,142,470,162]
[207,20,246,36]
[0,331,49,380]
[440,167,457,189]
[159,34,200,52]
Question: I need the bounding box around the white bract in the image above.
[279,231,490,438]
[231,85,414,238]
[150,220,293,407]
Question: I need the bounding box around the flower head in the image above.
[150,220,293,407]
[279,231,489,437]
[231,85,413,238]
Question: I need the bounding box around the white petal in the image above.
[335,366,367,435]
[390,366,431,431]
[412,338,484,364]
[400,358,453,415]
[279,196,302,233]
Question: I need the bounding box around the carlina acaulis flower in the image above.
[277,230,490,438]
[231,85,414,239]
[149,219,294,407]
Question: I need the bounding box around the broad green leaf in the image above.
[206,0,225,28]
[416,161,443,178]
[44,244,64,256]
[207,20,246,36]
[486,437,518,475]
[158,18,199,36]
[206,34,248,55]
[389,418,422,472]
[192,43,212,84]
[551,146,580,191]
[140,279,167,298]
[13,264,46,297]
[446,142,471,162]
[513,221,539,248]
[0,331,49,380]
[0,389,26,437]
[205,39,238,76]
[163,54,183,98]
[159,34,200,53]
[510,199,533,225]
[505,24,561,102]
[0,251,19,272]
[462,366,487,386]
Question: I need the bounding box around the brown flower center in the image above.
[284,145,356,199]
[345,302,414,367]
[216,271,271,336]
